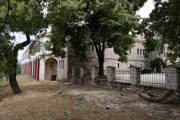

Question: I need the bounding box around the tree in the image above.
[142,36,166,72]
[16,63,22,75]
[150,58,166,73]
[139,0,180,103]
[0,0,47,94]
[47,0,147,77]
[139,0,180,64]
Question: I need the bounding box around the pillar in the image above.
[130,66,140,85]
[37,59,40,81]
[71,67,75,83]
[107,66,116,81]
[165,65,180,90]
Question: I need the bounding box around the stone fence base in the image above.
[70,65,180,91]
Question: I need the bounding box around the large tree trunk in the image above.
[8,52,21,94]
[98,56,105,78]
[9,73,21,94]
[156,63,161,73]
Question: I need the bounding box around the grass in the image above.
[0,75,175,120]
[0,74,33,88]
[16,74,34,82]
[0,78,6,88]
[0,80,4,88]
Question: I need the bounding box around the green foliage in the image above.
[47,0,146,63]
[0,0,47,93]
[143,36,165,58]
[139,0,180,64]
[0,0,47,75]
[150,58,166,72]
[16,63,21,75]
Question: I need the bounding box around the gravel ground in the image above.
[0,75,177,120]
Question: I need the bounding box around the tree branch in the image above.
[14,33,31,54]
[94,42,99,55]
[0,0,10,33]
[139,90,175,103]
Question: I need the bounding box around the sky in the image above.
[17,0,155,62]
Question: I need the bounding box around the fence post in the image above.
[107,66,116,81]
[165,65,180,90]
[80,67,84,78]
[91,67,95,81]
[130,66,140,85]
[71,67,75,83]
[80,67,84,84]
[107,66,116,89]
[90,67,97,86]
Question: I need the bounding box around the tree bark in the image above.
[9,73,21,94]
[8,52,21,94]
[139,90,175,103]
[8,33,31,94]
[98,56,105,77]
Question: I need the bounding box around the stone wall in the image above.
[70,65,180,91]
[165,65,180,90]
[67,39,148,82]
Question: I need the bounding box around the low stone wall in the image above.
[70,65,180,91]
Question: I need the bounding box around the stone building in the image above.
[21,34,156,81]
[21,34,68,81]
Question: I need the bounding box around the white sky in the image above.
[17,0,154,62]
[137,0,154,18]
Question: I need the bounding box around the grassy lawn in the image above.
[0,75,174,120]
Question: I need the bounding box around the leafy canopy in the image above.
[47,0,147,62]
[139,0,180,64]
[0,0,47,74]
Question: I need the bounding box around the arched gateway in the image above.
[45,58,57,80]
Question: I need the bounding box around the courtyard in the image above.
[0,75,179,120]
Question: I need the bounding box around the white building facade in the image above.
[21,35,150,81]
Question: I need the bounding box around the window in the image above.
[62,60,64,69]
[129,64,132,67]
[59,60,62,68]
[141,64,143,68]
[143,49,145,56]
[59,60,64,69]
[137,48,139,55]
[129,50,131,54]
[117,63,120,69]
[140,49,142,55]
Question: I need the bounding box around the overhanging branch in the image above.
[14,33,31,53]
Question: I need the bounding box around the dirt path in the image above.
[60,83,180,119]
[0,79,177,120]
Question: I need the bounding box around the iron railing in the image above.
[140,72,165,88]
[115,70,131,83]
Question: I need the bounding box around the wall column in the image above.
[39,59,45,80]
[107,66,116,89]
[107,66,116,81]
[33,60,35,79]
[130,66,140,85]
[37,58,40,81]
[165,65,180,90]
